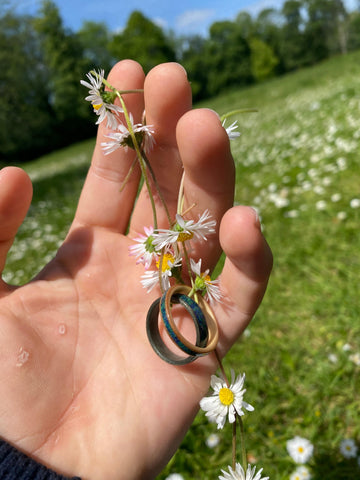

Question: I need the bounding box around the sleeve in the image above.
[0,439,81,480]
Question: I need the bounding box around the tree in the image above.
[347,10,360,50]
[34,0,92,144]
[280,0,307,70]
[78,20,114,73]
[249,37,279,81]
[235,11,256,38]
[303,0,348,63]
[109,11,176,73]
[205,21,253,96]
[0,12,54,161]
[179,35,209,100]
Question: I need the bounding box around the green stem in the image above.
[142,151,172,227]
[116,91,159,230]
[232,421,237,471]
[220,108,258,123]
[177,171,185,215]
[238,415,247,471]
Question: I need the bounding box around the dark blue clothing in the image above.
[0,440,81,479]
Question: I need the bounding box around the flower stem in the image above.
[142,151,172,227]
[238,414,247,471]
[116,91,159,230]
[220,108,258,122]
[232,421,237,470]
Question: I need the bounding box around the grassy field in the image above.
[4,51,360,479]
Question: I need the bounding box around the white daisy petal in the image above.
[286,436,314,464]
[218,463,269,480]
[200,372,254,429]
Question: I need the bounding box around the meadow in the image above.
[3,51,360,479]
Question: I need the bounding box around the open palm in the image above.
[0,61,272,480]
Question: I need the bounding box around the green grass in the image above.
[4,51,360,479]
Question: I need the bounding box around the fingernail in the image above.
[250,207,262,230]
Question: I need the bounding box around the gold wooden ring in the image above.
[162,284,219,355]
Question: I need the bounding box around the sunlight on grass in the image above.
[3,52,360,480]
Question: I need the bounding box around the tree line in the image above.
[1,0,360,162]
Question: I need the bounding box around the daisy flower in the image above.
[129,226,159,269]
[140,250,182,292]
[290,465,312,480]
[165,474,185,480]
[286,436,314,464]
[205,432,220,448]
[190,258,223,306]
[223,119,241,140]
[101,113,155,154]
[339,438,358,458]
[218,463,269,480]
[349,352,360,366]
[153,210,216,250]
[200,370,254,429]
[81,69,123,130]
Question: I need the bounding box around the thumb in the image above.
[0,167,33,286]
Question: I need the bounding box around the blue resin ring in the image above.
[161,285,219,356]
[146,297,207,365]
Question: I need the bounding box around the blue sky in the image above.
[14,0,358,36]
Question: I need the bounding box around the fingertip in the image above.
[0,166,33,206]
[219,206,273,281]
[144,63,192,143]
[176,108,231,167]
[0,167,33,239]
[107,59,145,88]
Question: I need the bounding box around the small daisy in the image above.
[349,352,360,366]
[218,463,269,480]
[165,474,185,480]
[140,250,182,292]
[129,226,159,269]
[205,432,220,448]
[190,258,223,306]
[328,353,338,364]
[222,119,241,140]
[286,436,314,464]
[340,438,358,458]
[102,113,155,154]
[153,210,216,250]
[290,465,312,480]
[81,69,123,130]
[350,198,360,208]
[200,370,254,429]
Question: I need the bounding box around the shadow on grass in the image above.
[311,451,359,480]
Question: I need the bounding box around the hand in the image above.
[0,61,272,480]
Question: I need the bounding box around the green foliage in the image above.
[347,11,360,51]
[249,37,279,81]
[0,12,54,161]
[109,11,176,74]
[34,1,87,119]
[77,20,115,73]
[205,21,253,96]
[33,0,94,145]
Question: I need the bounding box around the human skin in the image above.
[0,60,272,480]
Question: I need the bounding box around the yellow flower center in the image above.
[297,446,304,453]
[93,103,103,111]
[219,387,234,406]
[204,274,211,283]
[156,253,175,272]
[177,231,194,242]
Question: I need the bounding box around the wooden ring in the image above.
[161,284,219,355]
